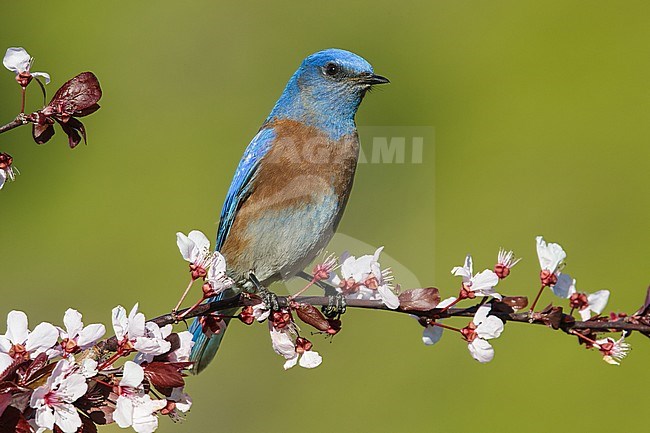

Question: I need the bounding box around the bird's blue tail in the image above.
[188,292,233,374]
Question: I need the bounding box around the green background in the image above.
[2,1,649,432]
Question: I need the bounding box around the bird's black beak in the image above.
[360,74,390,85]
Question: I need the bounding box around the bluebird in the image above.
[189,48,389,373]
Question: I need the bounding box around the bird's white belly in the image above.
[240,193,340,283]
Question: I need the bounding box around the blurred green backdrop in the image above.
[2,1,650,432]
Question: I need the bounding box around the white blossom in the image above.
[206,252,234,293]
[466,305,504,363]
[167,331,194,363]
[3,47,50,84]
[421,297,456,346]
[50,309,105,357]
[252,303,271,322]
[536,236,566,273]
[168,387,192,413]
[112,304,171,360]
[552,277,610,320]
[332,247,400,309]
[269,326,322,370]
[595,335,630,365]
[451,255,501,299]
[0,310,58,373]
[114,361,167,433]
[579,290,610,321]
[176,230,213,267]
[29,358,87,433]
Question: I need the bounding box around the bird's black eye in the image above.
[323,62,341,77]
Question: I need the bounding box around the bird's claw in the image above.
[249,271,279,310]
[322,293,347,319]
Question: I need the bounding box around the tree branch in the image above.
[94,293,650,353]
[0,115,28,134]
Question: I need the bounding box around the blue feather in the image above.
[189,127,276,373]
[215,127,276,250]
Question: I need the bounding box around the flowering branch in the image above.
[0,47,102,190]
[145,293,650,335]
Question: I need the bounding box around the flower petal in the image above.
[476,316,504,340]
[127,304,145,339]
[451,254,473,281]
[378,285,400,309]
[114,395,134,428]
[120,361,144,388]
[3,47,31,73]
[470,270,500,298]
[0,353,13,375]
[63,309,84,339]
[269,327,296,359]
[76,323,106,349]
[298,350,322,369]
[437,297,457,308]
[536,236,566,272]
[176,232,194,262]
[34,405,56,431]
[587,290,610,315]
[468,338,495,363]
[111,305,128,340]
[134,336,171,355]
[187,230,210,251]
[53,403,82,433]
[131,396,165,433]
[283,355,299,370]
[25,322,58,355]
[552,273,575,298]
[422,325,443,346]
[31,71,50,84]
[5,310,29,345]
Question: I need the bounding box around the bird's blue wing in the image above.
[189,126,276,374]
[215,127,276,250]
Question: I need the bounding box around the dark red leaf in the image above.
[58,118,86,148]
[143,362,185,389]
[500,296,528,311]
[32,123,55,144]
[50,72,102,116]
[0,406,32,433]
[75,382,113,426]
[398,288,441,311]
[294,304,330,332]
[20,353,49,385]
[537,305,564,330]
[78,414,98,433]
[0,381,36,413]
[0,393,11,418]
[492,297,529,315]
[76,104,100,117]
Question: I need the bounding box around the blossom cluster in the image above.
[418,236,629,365]
[0,305,193,433]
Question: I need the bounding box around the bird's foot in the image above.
[322,293,347,319]
[248,271,279,311]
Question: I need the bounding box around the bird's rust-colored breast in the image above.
[221,118,359,279]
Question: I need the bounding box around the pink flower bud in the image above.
[539,269,558,287]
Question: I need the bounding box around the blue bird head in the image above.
[268,48,389,139]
